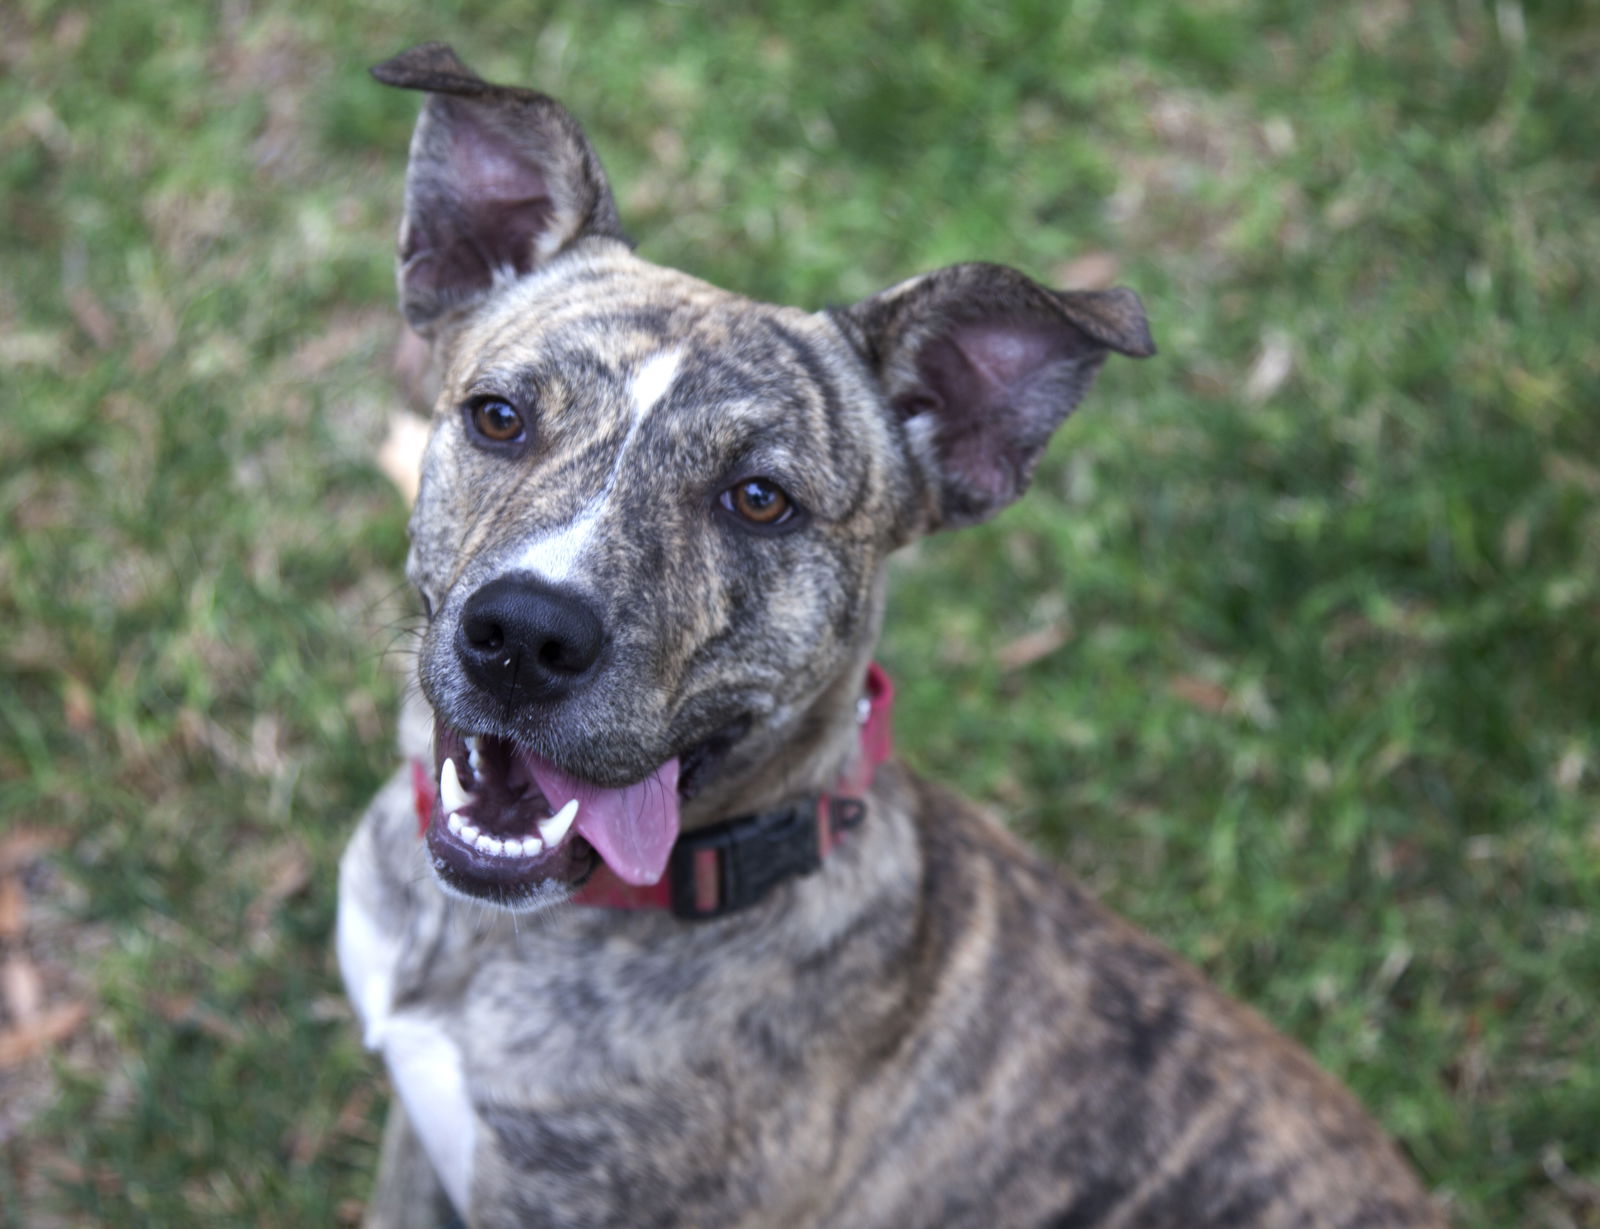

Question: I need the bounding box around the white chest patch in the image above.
[511,347,682,586]
[336,857,401,1050]
[337,879,477,1215]
[383,1012,478,1217]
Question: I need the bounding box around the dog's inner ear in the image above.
[372,43,627,332]
[843,263,1155,530]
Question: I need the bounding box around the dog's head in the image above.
[375,44,1154,910]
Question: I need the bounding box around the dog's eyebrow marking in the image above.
[509,348,682,586]
[630,346,682,423]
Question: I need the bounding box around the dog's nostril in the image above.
[456,573,605,700]
[464,616,506,652]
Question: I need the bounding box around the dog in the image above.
[337,43,1445,1229]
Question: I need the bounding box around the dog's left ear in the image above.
[841,262,1155,530]
[372,43,626,333]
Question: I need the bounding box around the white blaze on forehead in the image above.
[511,348,682,585]
[629,346,683,419]
[511,506,601,585]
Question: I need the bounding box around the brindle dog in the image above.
[338,43,1444,1229]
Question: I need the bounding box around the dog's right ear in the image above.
[841,262,1155,531]
[372,43,627,333]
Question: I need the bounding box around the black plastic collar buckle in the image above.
[669,797,838,921]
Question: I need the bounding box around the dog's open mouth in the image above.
[423,720,682,901]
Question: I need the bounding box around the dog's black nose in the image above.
[456,573,604,701]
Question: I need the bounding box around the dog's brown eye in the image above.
[465,397,525,445]
[722,478,793,526]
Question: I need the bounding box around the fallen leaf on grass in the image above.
[1054,251,1120,290]
[0,829,67,877]
[995,621,1073,671]
[0,329,68,366]
[393,324,436,413]
[1244,330,1293,403]
[1541,1143,1600,1207]
[39,1155,123,1200]
[378,412,430,507]
[0,1001,88,1067]
[66,286,118,350]
[2,955,44,1025]
[245,844,312,933]
[334,1083,378,1140]
[0,874,23,939]
[62,675,96,733]
[287,1083,379,1168]
[1544,453,1600,495]
[309,993,356,1023]
[1169,675,1231,713]
[152,994,247,1045]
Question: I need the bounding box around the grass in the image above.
[2,0,1597,1224]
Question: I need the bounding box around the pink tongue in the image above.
[522,754,681,886]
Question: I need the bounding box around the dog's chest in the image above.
[339,787,856,1225]
[340,871,639,1219]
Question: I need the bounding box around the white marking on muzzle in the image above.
[510,348,682,585]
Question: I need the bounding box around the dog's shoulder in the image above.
[876,770,1444,1227]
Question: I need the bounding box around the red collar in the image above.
[411,664,894,918]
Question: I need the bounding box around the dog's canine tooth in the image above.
[538,798,579,847]
[440,758,472,814]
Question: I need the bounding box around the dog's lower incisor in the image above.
[338,42,1444,1229]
